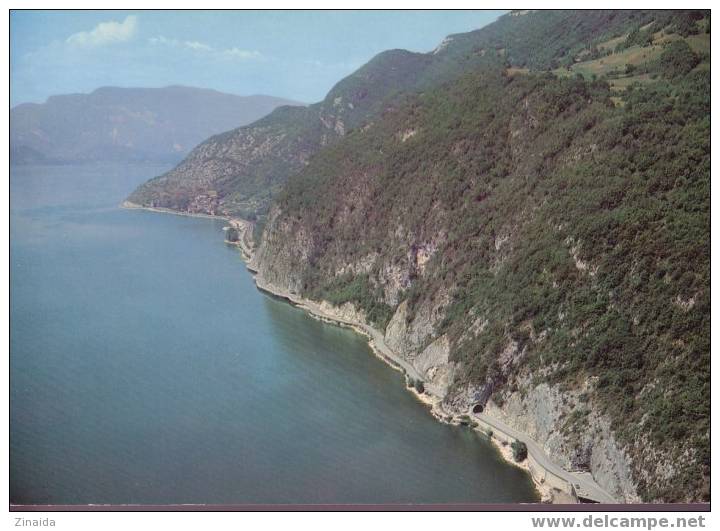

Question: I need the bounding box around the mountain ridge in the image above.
[11,85,302,165]
[127,10,664,219]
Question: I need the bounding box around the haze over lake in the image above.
[10,163,539,505]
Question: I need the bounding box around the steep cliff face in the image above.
[482,377,641,502]
[253,200,640,503]
[251,206,311,292]
[252,42,710,504]
[127,10,660,218]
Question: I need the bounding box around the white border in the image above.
[3,2,716,529]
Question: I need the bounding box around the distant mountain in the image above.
[10,86,302,164]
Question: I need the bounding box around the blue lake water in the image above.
[10,163,539,505]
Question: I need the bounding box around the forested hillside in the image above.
[127,10,667,219]
[252,11,710,502]
[129,9,710,502]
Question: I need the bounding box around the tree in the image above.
[511,440,528,462]
[657,40,700,79]
[225,227,239,242]
[672,12,702,37]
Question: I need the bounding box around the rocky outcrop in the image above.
[249,206,310,293]
[413,335,456,397]
[483,375,641,502]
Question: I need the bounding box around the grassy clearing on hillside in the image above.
[571,45,664,76]
[608,74,654,91]
[549,14,709,105]
[505,67,530,77]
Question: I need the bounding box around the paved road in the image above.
[253,274,432,381]
[251,262,617,504]
[474,411,618,503]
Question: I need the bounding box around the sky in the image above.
[10,10,506,107]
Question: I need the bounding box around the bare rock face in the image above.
[570,441,594,471]
[316,301,367,324]
[413,335,456,397]
[384,289,449,360]
[483,374,641,503]
[414,334,450,375]
[251,206,312,293]
[384,301,416,356]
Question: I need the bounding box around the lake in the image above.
[10,163,539,505]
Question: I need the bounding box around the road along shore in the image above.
[122,203,618,504]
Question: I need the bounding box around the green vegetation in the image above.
[127,104,319,217]
[128,10,675,219]
[665,10,706,37]
[458,415,479,429]
[449,10,658,71]
[550,12,709,97]
[269,54,709,501]
[615,25,654,52]
[511,440,528,462]
[310,273,394,328]
[224,227,239,243]
[656,41,700,79]
[132,9,709,503]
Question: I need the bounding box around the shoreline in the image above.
[120,201,232,221]
[121,203,559,504]
[251,272,556,504]
[236,220,556,503]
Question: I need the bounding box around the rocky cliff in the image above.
[250,25,710,502]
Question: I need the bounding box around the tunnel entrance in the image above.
[472,403,484,414]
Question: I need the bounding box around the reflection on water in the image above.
[10,163,539,505]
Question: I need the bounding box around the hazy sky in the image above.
[10,10,505,107]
